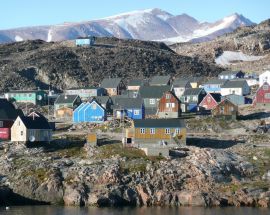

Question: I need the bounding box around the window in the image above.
[175,128,180,134]
[0,121,3,127]
[184,96,188,102]
[21,131,23,136]
[207,97,211,103]
[150,128,155,134]
[165,94,171,99]
[134,110,140,115]
[18,120,20,126]
[193,96,197,101]
[265,93,270,99]
[29,94,32,97]
[92,103,97,109]
[166,103,175,108]
[140,128,145,134]
[165,128,170,134]
[230,107,234,112]
[263,85,269,91]
[150,99,155,105]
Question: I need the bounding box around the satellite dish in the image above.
[37,95,43,100]
[29,136,35,142]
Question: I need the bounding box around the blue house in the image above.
[73,100,106,123]
[112,98,145,119]
[201,79,228,93]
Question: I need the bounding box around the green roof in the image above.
[54,95,80,104]
[100,78,122,88]
[139,85,171,98]
[149,75,171,86]
[222,80,248,88]
[183,88,205,96]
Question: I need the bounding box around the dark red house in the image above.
[0,99,23,140]
[158,91,181,118]
[199,93,221,110]
[253,82,270,108]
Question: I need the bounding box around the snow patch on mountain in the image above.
[47,29,53,42]
[215,51,265,65]
[15,35,23,42]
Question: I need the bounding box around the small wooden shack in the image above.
[158,91,181,118]
[212,99,238,120]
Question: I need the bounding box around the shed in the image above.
[212,99,238,120]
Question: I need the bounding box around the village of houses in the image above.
[1,69,270,156]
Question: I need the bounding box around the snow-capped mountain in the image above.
[0,8,255,44]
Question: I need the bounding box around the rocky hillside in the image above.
[0,141,269,207]
[0,37,222,91]
[171,19,270,72]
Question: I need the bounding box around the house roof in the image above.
[134,118,185,128]
[100,78,122,88]
[209,93,222,102]
[0,99,23,120]
[187,77,203,83]
[204,79,228,85]
[112,97,143,109]
[173,79,190,88]
[127,79,144,87]
[95,96,111,104]
[7,90,44,94]
[219,70,242,76]
[66,87,100,90]
[183,88,204,96]
[20,112,52,130]
[54,95,79,104]
[214,98,237,109]
[149,75,171,86]
[139,85,172,98]
[221,80,248,88]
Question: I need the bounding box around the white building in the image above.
[259,71,270,87]
[221,80,250,96]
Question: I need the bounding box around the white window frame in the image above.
[134,110,140,115]
[165,128,170,134]
[165,94,171,99]
[150,128,155,134]
[140,128,145,134]
[265,93,270,99]
[175,128,180,134]
[149,99,155,105]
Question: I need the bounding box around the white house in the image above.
[11,112,52,143]
[221,80,250,96]
[173,79,192,99]
[259,71,270,87]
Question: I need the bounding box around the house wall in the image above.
[158,92,181,118]
[55,107,73,120]
[0,120,14,140]
[84,102,106,123]
[212,102,238,117]
[174,87,186,99]
[127,86,140,91]
[199,94,218,110]
[134,127,186,141]
[254,83,270,105]
[259,71,270,87]
[221,88,243,96]
[203,85,222,93]
[11,117,27,142]
[27,129,52,142]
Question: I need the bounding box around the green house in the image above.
[4,90,48,105]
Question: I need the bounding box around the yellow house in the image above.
[132,118,186,145]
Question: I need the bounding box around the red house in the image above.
[199,93,221,110]
[0,99,23,140]
[158,91,181,118]
[253,82,270,108]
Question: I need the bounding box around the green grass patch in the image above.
[21,168,48,183]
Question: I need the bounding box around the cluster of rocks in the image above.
[0,143,269,207]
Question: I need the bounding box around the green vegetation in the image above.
[21,168,48,183]
[94,143,147,160]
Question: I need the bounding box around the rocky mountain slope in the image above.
[0,37,222,91]
[170,19,270,72]
[0,9,254,44]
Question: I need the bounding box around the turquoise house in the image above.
[73,100,106,123]
[5,90,48,105]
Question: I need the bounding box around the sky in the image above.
[0,0,269,30]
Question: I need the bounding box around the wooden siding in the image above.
[134,128,184,140]
[254,83,270,105]
[158,92,180,113]
[199,94,218,110]
[55,107,73,120]
[212,100,238,117]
